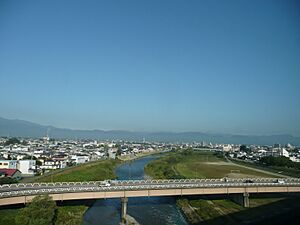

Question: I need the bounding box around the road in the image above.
[1,178,300,199]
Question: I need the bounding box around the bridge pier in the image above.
[230,192,249,208]
[121,197,128,223]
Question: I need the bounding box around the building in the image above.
[0,160,17,169]
[222,144,232,152]
[71,155,89,164]
[280,148,289,158]
[17,160,36,176]
[0,169,22,180]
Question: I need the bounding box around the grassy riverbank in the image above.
[23,159,120,183]
[145,150,278,179]
[117,150,163,161]
[145,150,298,224]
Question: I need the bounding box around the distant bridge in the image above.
[1,178,300,223]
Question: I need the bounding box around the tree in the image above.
[4,137,20,146]
[240,145,250,152]
[116,144,122,156]
[259,156,293,167]
[15,195,57,225]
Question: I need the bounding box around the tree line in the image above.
[259,156,300,170]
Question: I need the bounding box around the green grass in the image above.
[145,150,276,179]
[33,159,120,183]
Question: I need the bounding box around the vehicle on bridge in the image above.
[243,179,254,183]
[99,180,111,187]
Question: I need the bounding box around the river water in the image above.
[83,155,188,225]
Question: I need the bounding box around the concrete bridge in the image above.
[1,178,300,223]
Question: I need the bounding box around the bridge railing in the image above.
[1,180,300,199]
[1,178,300,190]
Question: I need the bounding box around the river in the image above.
[83,155,188,225]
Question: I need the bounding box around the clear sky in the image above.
[0,0,300,136]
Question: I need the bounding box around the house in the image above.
[0,160,17,169]
[0,169,22,180]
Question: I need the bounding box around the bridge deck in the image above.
[1,178,300,206]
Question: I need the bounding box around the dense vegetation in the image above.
[4,137,22,146]
[0,195,87,225]
[259,156,300,170]
[16,195,57,225]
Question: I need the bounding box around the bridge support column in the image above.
[230,192,249,208]
[121,197,128,223]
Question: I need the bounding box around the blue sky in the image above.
[0,0,300,136]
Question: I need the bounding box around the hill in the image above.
[0,117,299,145]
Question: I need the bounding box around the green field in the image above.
[145,150,277,179]
[31,159,120,183]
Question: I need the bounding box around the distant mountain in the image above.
[0,117,299,146]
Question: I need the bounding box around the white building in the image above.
[290,156,300,162]
[280,148,289,158]
[222,144,232,152]
[40,161,59,170]
[71,155,89,164]
[17,160,36,176]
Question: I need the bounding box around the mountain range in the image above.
[0,117,299,146]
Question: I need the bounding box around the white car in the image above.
[99,180,111,187]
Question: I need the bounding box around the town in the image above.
[0,136,299,182]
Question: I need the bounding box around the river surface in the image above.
[83,155,188,225]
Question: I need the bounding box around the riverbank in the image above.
[117,150,165,162]
[22,159,120,183]
[145,150,278,179]
[83,154,188,225]
[144,150,299,225]
[22,152,163,183]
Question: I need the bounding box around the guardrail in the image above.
[1,178,300,190]
[1,178,300,199]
